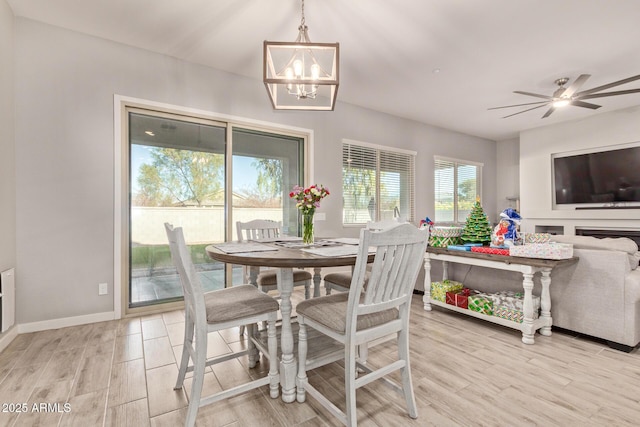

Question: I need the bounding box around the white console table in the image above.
[423,247,578,344]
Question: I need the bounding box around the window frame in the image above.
[342,139,416,226]
[434,155,483,224]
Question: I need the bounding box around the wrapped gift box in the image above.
[468,293,493,315]
[523,233,552,244]
[493,307,534,323]
[431,280,464,302]
[447,245,471,251]
[454,292,469,308]
[490,291,540,323]
[470,246,510,256]
[429,226,463,247]
[445,290,457,305]
[447,288,478,309]
[509,243,573,259]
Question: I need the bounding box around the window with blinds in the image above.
[342,141,415,225]
[434,156,482,223]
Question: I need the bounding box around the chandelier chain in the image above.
[300,0,306,27]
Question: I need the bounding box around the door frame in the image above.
[114,95,314,318]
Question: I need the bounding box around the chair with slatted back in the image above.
[165,223,280,427]
[295,222,429,426]
[236,219,312,298]
[322,219,403,295]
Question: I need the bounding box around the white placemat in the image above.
[250,236,302,243]
[212,242,278,254]
[275,239,340,249]
[301,245,376,257]
[324,237,360,245]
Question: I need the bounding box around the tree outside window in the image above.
[434,157,482,223]
[343,141,415,225]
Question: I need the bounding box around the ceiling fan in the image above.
[489,74,640,118]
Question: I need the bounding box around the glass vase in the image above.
[302,211,315,245]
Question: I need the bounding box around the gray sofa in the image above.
[548,235,640,350]
[419,235,640,351]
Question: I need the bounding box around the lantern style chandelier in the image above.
[263,0,340,111]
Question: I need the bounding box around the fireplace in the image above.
[575,228,640,247]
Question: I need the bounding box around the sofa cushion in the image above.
[551,235,637,254]
[551,235,639,270]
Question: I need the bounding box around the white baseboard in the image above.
[0,326,18,353]
[17,311,116,334]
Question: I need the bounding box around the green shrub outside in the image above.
[131,243,212,270]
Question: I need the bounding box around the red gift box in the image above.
[470,246,510,256]
[455,290,471,309]
[446,288,473,308]
[445,291,457,306]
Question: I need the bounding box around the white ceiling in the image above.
[7,0,640,141]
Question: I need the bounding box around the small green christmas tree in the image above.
[461,199,492,244]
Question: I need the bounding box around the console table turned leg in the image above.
[521,268,536,345]
[423,255,432,311]
[539,269,553,336]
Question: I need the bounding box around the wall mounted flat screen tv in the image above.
[552,143,640,207]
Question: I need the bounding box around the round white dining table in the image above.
[206,241,374,403]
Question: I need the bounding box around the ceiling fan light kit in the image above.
[552,99,571,108]
[490,74,640,118]
[263,0,339,111]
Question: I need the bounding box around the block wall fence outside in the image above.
[131,207,283,245]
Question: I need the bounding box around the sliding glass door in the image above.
[231,128,305,239]
[126,109,305,310]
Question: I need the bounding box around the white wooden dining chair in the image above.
[165,223,280,427]
[322,219,404,295]
[295,222,429,426]
[236,219,312,298]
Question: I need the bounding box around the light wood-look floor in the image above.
[1,291,639,426]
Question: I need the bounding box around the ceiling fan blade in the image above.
[576,74,640,96]
[579,88,640,99]
[541,107,555,118]
[488,101,549,110]
[562,74,590,97]
[570,100,601,109]
[502,104,548,118]
[513,90,552,100]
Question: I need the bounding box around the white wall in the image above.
[0,0,15,348]
[0,0,15,274]
[14,18,497,324]
[520,105,640,234]
[495,138,519,220]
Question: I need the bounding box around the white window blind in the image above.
[434,156,482,223]
[343,141,415,225]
